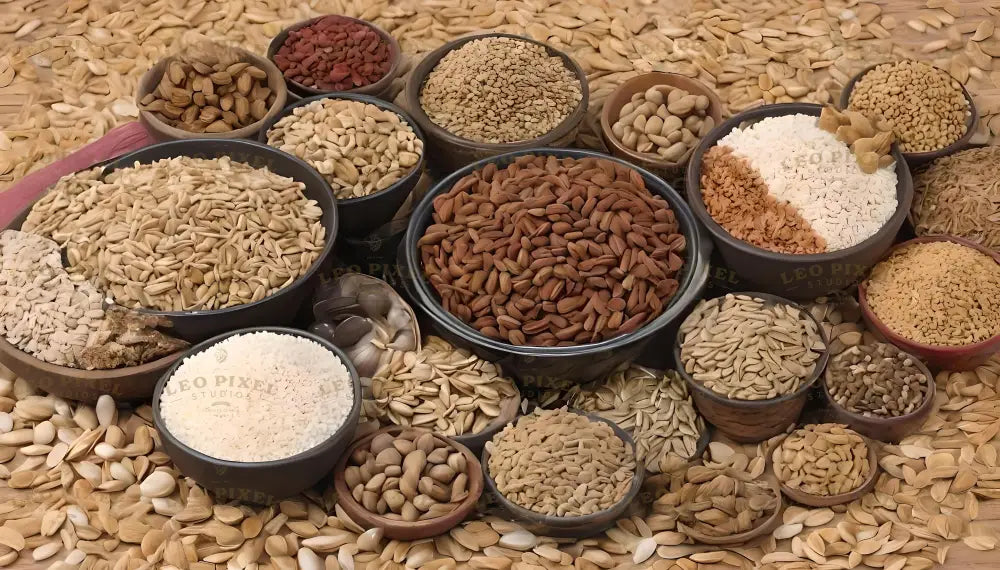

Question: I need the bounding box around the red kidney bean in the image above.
[273,16,392,91]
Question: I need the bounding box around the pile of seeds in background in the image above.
[0,230,186,369]
[418,37,582,144]
[704,114,898,253]
[486,408,636,517]
[847,60,970,153]
[266,98,423,199]
[159,331,355,462]
[140,56,275,133]
[651,441,778,539]
[570,365,706,473]
[911,146,1000,250]
[371,336,519,437]
[344,429,471,521]
[817,106,896,174]
[22,157,325,312]
[825,342,930,418]
[610,84,714,162]
[678,294,826,400]
[419,154,685,346]
[272,15,392,91]
[773,424,871,497]
[865,240,1000,346]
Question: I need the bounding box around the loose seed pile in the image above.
[419,154,686,346]
[865,240,1000,346]
[570,365,706,473]
[817,106,896,174]
[848,60,970,153]
[0,230,186,369]
[825,342,930,418]
[705,114,898,253]
[371,336,519,437]
[266,98,422,200]
[418,37,582,144]
[911,146,1000,250]
[159,331,354,462]
[651,442,778,539]
[610,85,714,163]
[139,57,275,133]
[272,16,392,91]
[22,157,325,312]
[773,424,871,497]
[486,408,636,517]
[345,429,471,521]
[679,294,826,400]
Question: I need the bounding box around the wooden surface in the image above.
[1,0,999,569]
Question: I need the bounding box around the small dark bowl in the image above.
[152,326,361,504]
[266,15,401,101]
[673,292,831,443]
[398,148,710,386]
[333,426,483,540]
[137,50,288,141]
[680,479,782,545]
[258,93,426,237]
[481,411,644,538]
[775,442,879,507]
[858,235,1000,371]
[402,33,589,173]
[600,72,723,181]
[821,345,936,443]
[840,62,979,167]
[686,103,913,300]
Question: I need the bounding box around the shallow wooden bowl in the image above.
[679,479,783,546]
[776,443,879,507]
[333,426,483,541]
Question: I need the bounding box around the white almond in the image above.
[633,538,656,564]
[139,470,177,498]
[774,523,804,540]
[32,542,62,561]
[95,395,116,427]
[499,530,537,551]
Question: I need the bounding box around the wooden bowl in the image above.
[450,390,521,455]
[0,338,182,403]
[266,15,401,101]
[401,33,589,173]
[857,236,1000,371]
[821,346,936,443]
[333,426,483,540]
[600,72,723,183]
[775,443,879,507]
[679,479,783,546]
[153,327,362,504]
[673,292,831,443]
[137,49,287,141]
[840,62,978,167]
[481,411,644,538]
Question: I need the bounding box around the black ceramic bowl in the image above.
[258,93,426,238]
[481,411,644,538]
[6,139,338,343]
[686,103,913,300]
[399,148,710,386]
[152,326,361,504]
[840,63,979,167]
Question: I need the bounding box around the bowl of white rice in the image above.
[152,326,360,503]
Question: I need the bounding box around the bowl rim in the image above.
[331,425,484,531]
[678,478,783,545]
[265,14,401,98]
[857,235,1000,353]
[480,409,645,525]
[152,326,362,469]
[402,32,590,150]
[0,336,184,378]
[672,291,832,408]
[839,61,980,161]
[136,49,288,139]
[600,71,724,167]
[255,91,427,206]
[401,147,711,357]
[684,102,914,265]
[95,138,339,320]
[821,341,937,427]
[775,438,880,506]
